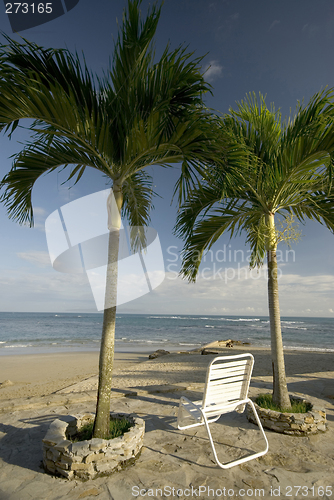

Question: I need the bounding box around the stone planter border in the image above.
[42,412,145,480]
[247,393,327,435]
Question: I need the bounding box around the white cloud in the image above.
[302,24,319,37]
[1,259,333,317]
[204,61,223,82]
[119,267,334,317]
[17,251,51,267]
[268,20,280,31]
[33,207,47,217]
[230,13,239,21]
[0,268,94,312]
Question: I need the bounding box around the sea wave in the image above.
[284,326,307,330]
[229,318,260,322]
[0,313,333,355]
[4,344,33,348]
[281,321,305,324]
[148,315,182,319]
[283,345,334,353]
[179,342,201,346]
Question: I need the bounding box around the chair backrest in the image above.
[202,353,254,409]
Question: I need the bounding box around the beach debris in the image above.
[264,468,280,482]
[0,379,14,388]
[204,339,244,348]
[199,339,246,354]
[148,349,170,359]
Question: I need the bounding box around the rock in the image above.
[0,379,14,388]
[148,349,170,359]
[43,413,145,480]
[247,394,327,435]
[78,488,101,498]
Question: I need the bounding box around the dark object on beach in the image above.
[149,349,170,359]
[202,339,242,349]
[200,339,246,354]
[0,379,14,388]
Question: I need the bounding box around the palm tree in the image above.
[0,0,218,437]
[175,91,334,410]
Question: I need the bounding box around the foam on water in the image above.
[0,312,333,355]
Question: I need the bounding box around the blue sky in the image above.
[0,0,333,316]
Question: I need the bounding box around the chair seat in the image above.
[181,397,248,417]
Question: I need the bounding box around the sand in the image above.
[2,346,333,399]
[0,351,148,400]
[0,346,333,500]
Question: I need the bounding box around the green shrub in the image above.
[73,417,133,442]
[255,394,312,413]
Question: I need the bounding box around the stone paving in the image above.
[0,383,334,500]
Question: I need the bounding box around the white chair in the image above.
[177,353,269,469]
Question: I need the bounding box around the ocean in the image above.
[0,312,333,356]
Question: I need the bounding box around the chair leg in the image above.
[177,398,205,430]
[246,400,269,455]
[202,403,269,469]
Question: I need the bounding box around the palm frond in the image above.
[0,135,114,224]
[122,170,157,250]
[176,89,334,282]
[0,0,219,229]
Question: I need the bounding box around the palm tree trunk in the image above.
[93,185,122,438]
[266,213,291,410]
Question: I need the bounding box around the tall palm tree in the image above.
[175,91,334,409]
[0,0,218,437]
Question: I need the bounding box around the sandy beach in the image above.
[1,347,333,400]
[0,351,148,400]
[0,346,333,499]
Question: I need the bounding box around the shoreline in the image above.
[1,341,334,358]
